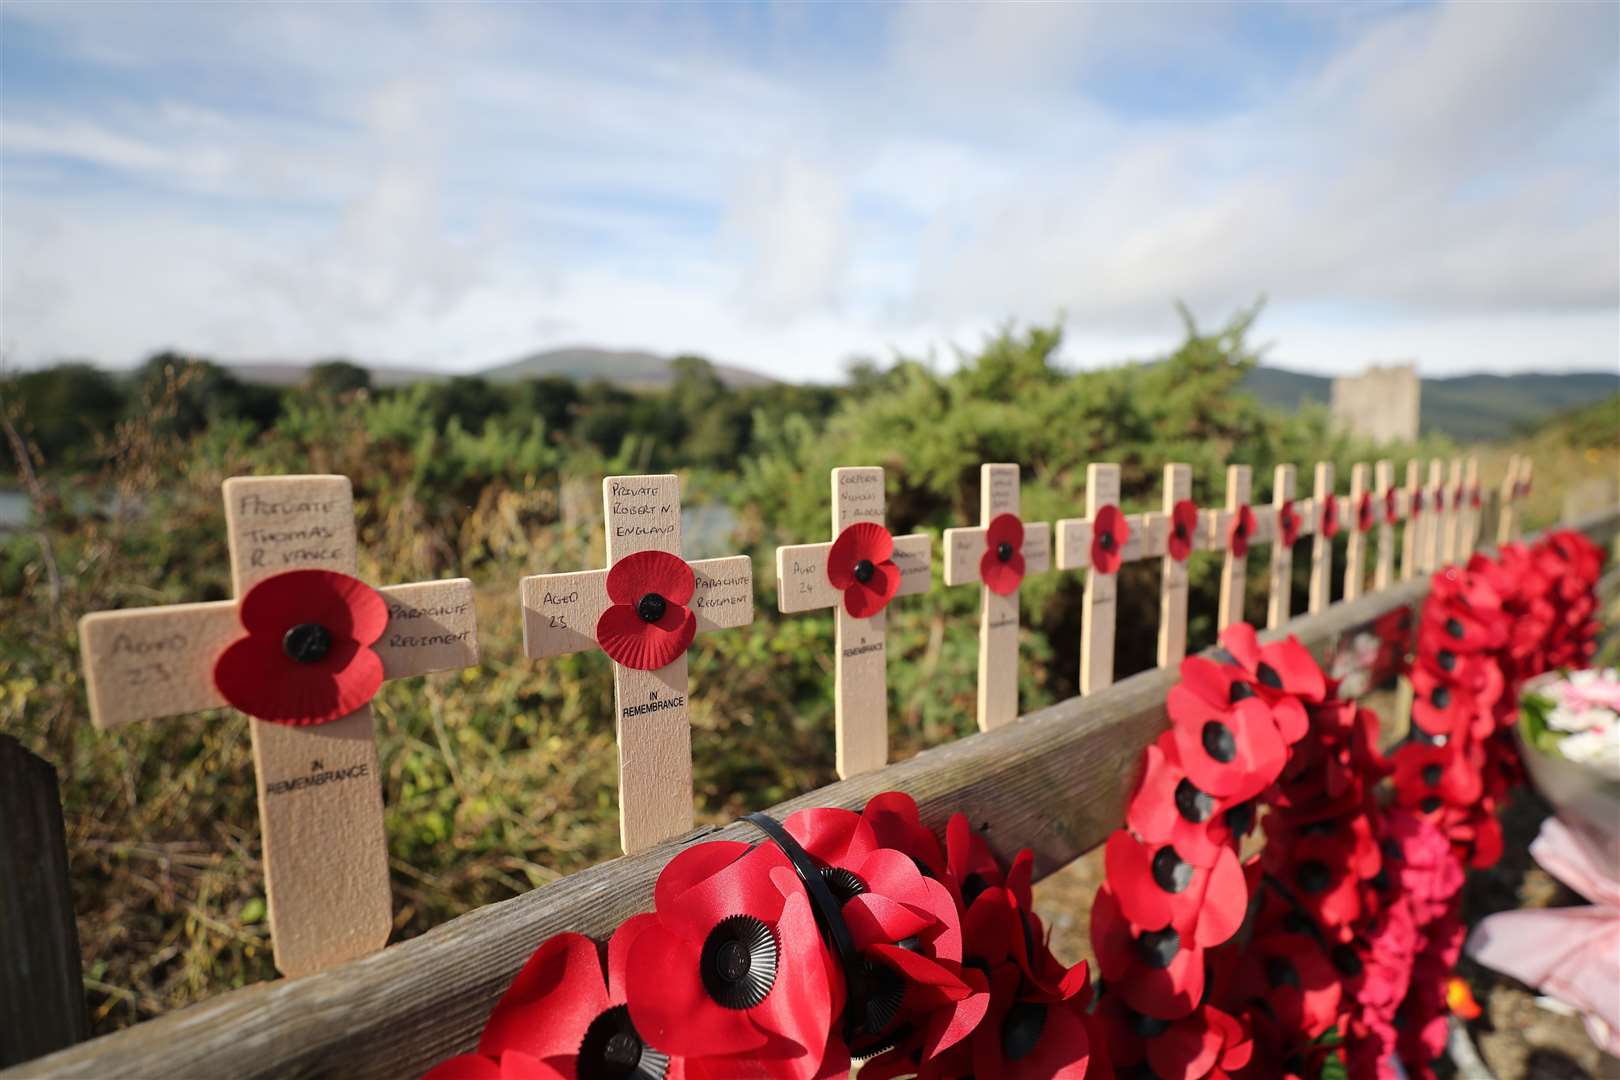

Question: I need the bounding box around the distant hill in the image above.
[225,362,440,389]
[479,347,775,389]
[1241,367,1620,443]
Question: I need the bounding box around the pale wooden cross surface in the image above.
[1373,460,1398,591]
[1421,459,1446,572]
[1441,458,1465,565]
[1265,464,1305,629]
[1213,464,1253,630]
[1341,463,1370,600]
[941,463,1052,731]
[1458,456,1481,561]
[1156,463,1201,668]
[1401,459,1425,582]
[1055,463,1169,693]
[79,475,479,977]
[519,474,754,854]
[775,467,931,779]
[1498,455,1533,545]
[1306,462,1336,615]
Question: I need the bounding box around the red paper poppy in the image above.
[1383,488,1399,525]
[1227,931,1342,1040]
[980,513,1026,596]
[1227,505,1256,559]
[1091,505,1130,575]
[1167,687,1287,802]
[1219,624,1327,711]
[426,917,687,1080]
[1409,489,1424,518]
[1169,499,1200,562]
[1276,501,1301,547]
[862,791,947,880]
[1409,666,1489,741]
[1350,493,1370,534]
[595,549,697,671]
[970,964,1097,1080]
[1104,830,1247,948]
[626,841,834,1075]
[1469,485,1482,510]
[1391,740,1484,814]
[1320,494,1341,539]
[213,568,388,725]
[1126,737,1253,868]
[1271,834,1364,930]
[828,521,901,619]
[1092,884,1206,1019]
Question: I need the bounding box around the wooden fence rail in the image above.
[9,504,1617,1080]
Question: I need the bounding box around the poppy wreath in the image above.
[427,792,1104,1080]
[213,568,388,725]
[981,513,1027,596]
[828,521,901,618]
[430,532,1602,1080]
[1091,505,1131,575]
[1168,499,1200,563]
[1090,527,1604,1080]
[1227,505,1256,559]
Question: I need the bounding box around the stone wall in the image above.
[1331,362,1421,443]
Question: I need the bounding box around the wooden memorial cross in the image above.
[1055,463,1165,693]
[1498,455,1532,545]
[78,475,480,977]
[1341,463,1370,601]
[775,467,932,778]
[1401,459,1425,582]
[1441,458,1465,565]
[520,474,754,854]
[1264,463,1309,629]
[941,463,1052,731]
[1306,462,1337,615]
[1372,460,1398,592]
[1213,464,1255,631]
[1421,459,1446,571]
[1156,463,1206,668]
[1458,456,1482,561]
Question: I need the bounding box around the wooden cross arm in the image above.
[941,523,1053,586]
[776,534,931,614]
[1055,512,1163,570]
[80,579,479,730]
[521,556,754,658]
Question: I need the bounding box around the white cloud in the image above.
[0,0,1615,382]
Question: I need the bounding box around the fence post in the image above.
[0,734,88,1066]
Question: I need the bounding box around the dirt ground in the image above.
[1030,785,1620,1079]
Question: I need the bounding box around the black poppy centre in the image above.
[820,865,868,906]
[1295,860,1332,894]
[700,914,778,1010]
[1151,846,1194,893]
[1229,680,1256,703]
[853,559,876,584]
[1135,927,1181,969]
[996,541,1015,562]
[1431,686,1451,709]
[1001,1000,1048,1061]
[1256,662,1283,690]
[636,593,668,623]
[1201,720,1238,763]
[1175,778,1216,824]
[282,622,333,664]
[1099,530,1116,552]
[577,1004,670,1080]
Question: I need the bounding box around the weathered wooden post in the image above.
[0,736,88,1067]
[1422,459,1446,571]
[775,467,932,778]
[941,464,1052,731]
[520,474,755,853]
[1458,456,1482,561]
[78,475,480,977]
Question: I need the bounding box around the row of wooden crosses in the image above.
[75,454,1533,979]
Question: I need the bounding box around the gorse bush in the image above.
[2,310,1463,1032]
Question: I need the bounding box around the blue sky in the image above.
[2,1,1616,381]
